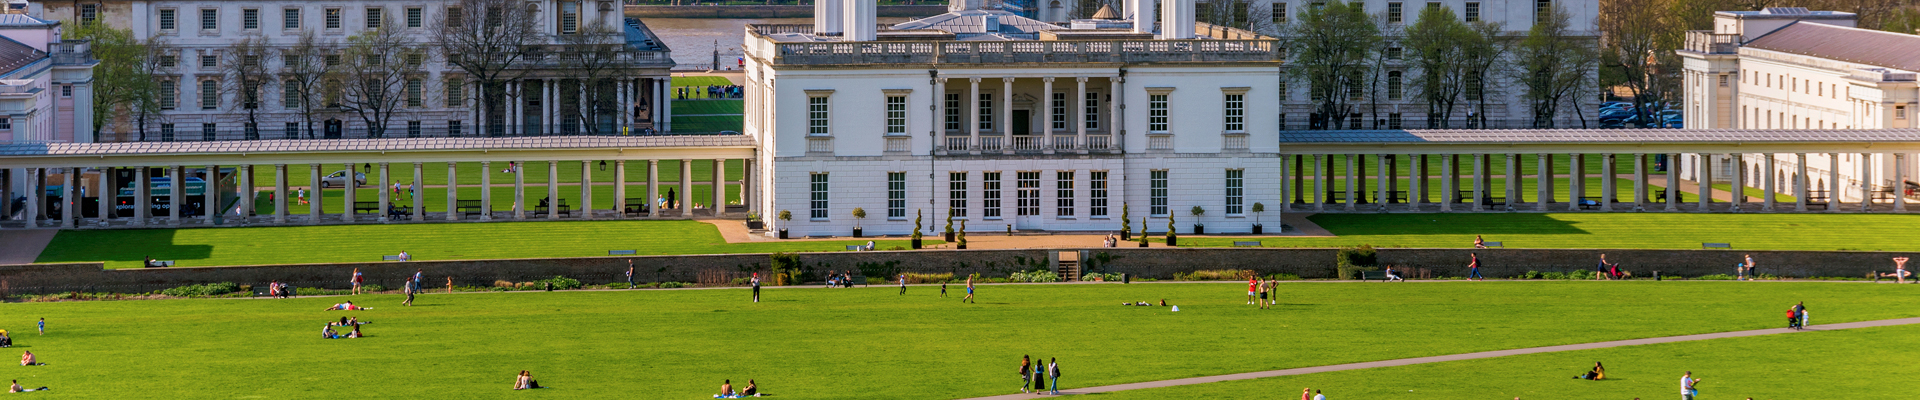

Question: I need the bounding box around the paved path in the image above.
[960,316,1920,400]
[0,228,56,264]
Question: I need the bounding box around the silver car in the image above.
[319,170,367,188]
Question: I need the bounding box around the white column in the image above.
[1895,153,1908,213]
[1730,153,1745,211]
[1470,154,1484,212]
[1601,154,1616,211]
[933,78,946,150]
[614,160,628,218]
[96,167,113,226]
[1408,154,1422,210]
[679,159,694,214]
[1376,155,1389,210]
[1075,77,1088,144]
[969,78,981,151]
[239,166,254,222]
[302,165,316,224]
[647,160,660,218]
[1279,154,1291,213]
[581,160,594,220]
[1763,155,1776,211]
[1828,153,1840,213]
[136,167,153,226]
[1439,155,1453,212]
[1002,77,1013,138]
[1536,154,1551,211]
[271,165,285,224]
[1861,153,1874,212]
[446,162,460,221]
[1344,155,1356,211]
[412,163,425,221]
[513,161,526,220]
[1665,154,1679,211]
[1795,153,1808,212]
[1505,154,1518,211]
[22,168,39,227]
[339,164,354,223]
[379,163,391,224]
[1042,77,1055,153]
[1698,154,1713,211]
[1312,154,1325,212]
[60,169,75,229]
[480,161,493,221]
[548,160,561,219]
[1634,154,1648,210]
[713,158,727,215]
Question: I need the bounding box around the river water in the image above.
[638,17,911,69]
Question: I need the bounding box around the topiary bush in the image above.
[161,282,240,297]
[535,276,583,290]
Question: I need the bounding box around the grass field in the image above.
[671,76,735,87]
[671,115,745,133]
[1175,213,1920,251]
[34,220,925,269]
[672,100,745,116]
[3,282,1914,399]
[242,159,744,189]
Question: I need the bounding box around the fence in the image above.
[106,124,741,142]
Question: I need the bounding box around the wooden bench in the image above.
[1701,243,1731,249]
[607,250,637,255]
[1232,241,1262,247]
[387,206,413,221]
[1578,196,1602,210]
[251,285,297,297]
[1384,190,1408,204]
[1359,271,1402,281]
[143,260,175,268]
[382,255,402,261]
[624,198,650,216]
[456,200,485,216]
[1481,241,1504,248]
[1481,196,1507,207]
[353,201,381,215]
[533,199,572,217]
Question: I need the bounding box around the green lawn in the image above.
[1102,320,1920,400]
[671,115,745,133]
[243,160,744,189]
[4,282,1915,399]
[672,99,745,115]
[1713,183,1798,203]
[1294,178,1660,204]
[35,220,922,269]
[1179,213,1920,251]
[671,76,735,87]
[253,181,739,215]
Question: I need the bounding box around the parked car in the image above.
[1662,119,1684,129]
[1599,108,1635,121]
[1601,101,1631,109]
[319,170,367,188]
[1599,119,1626,129]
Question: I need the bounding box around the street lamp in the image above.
[599,160,608,171]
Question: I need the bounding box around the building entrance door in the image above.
[1011,110,1030,135]
[1016,171,1042,229]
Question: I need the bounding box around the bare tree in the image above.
[220,35,275,139]
[1599,0,1682,127]
[435,0,541,136]
[557,21,642,135]
[1405,4,1469,128]
[69,23,165,141]
[131,38,175,141]
[283,30,337,139]
[1513,4,1597,128]
[336,20,424,138]
[1460,20,1509,129]
[1363,13,1402,129]
[1286,1,1380,130]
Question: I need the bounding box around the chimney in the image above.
[1159,0,1193,39]
[815,0,844,36]
[844,0,876,41]
[1128,0,1153,34]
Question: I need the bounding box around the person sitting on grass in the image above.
[741,379,758,397]
[9,379,47,393]
[0,331,11,348]
[19,351,38,366]
[716,379,736,398]
[513,370,543,390]
[1573,362,1605,380]
[324,301,369,311]
[347,325,363,338]
[322,325,339,339]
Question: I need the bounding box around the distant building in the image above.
[0,14,97,143]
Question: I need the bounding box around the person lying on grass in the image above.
[324,301,370,311]
[9,379,47,393]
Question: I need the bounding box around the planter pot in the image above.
[1138,241,1149,248]
[1251,224,1263,234]
[1120,231,1131,241]
[956,244,967,250]
[778,228,789,239]
[1193,225,1205,235]
[853,228,863,238]
[745,220,764,230]
[1166,236,1179,246]
[911,238,923,249]
[944,232,955,242]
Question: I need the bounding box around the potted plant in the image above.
[777,210,792,239]
[1190,206,1206,235]
[943,209,956,242]
[1166,215,1179,247]
[1250,202,1265,234]
[1137,217,1150,247]
[745,211,764,230]
[956,220,968,250]
[1119,203,1132,241]
[911,210,924,249]
[851,207,866,237]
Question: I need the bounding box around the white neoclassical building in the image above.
[1679,7,1918,204]
[748,0,1285,236]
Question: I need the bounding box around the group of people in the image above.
[823,271,857,288]
[679,85,743,100]
[1016,355,1062,395]
[323,301,372,311]
[1300,388,1327,400]
[713,379,759,398]
[1787,302,1810,330]
[1247,277,1282,309]
[266,280,292,298]
[321,319,366,339]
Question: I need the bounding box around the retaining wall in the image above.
[0,248,1909,295]
[624,5,946,18]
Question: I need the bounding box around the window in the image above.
[445,7,463,27]
[200,80,218,110]
[406,8,423,28]
[885,95,907,135]
[1278,81,1288,101]
[1387,47,1403,60]
[243,9,259,30]
[944,93,961,130]
[161,123,176,141]
[1150,170,1169,216]
[446,78,465,108]
[284,8,301,29]
[1387,2,1403,23]
[809,173,829,219]
[324,54,341,66]
[1017,172,1041,216]
[243,55,261,68]
[365,54,381,66]
[0,117,9,129]
[1535,0,1553,23]
[1148,94,1169,132]
[284,122,299,139]
[159,55,177,68]
[1224,93,1244,132]
[1387,71,1404,100]
[1056,171,1075,217]
[284,80,301,109]
[1718,74,1728,87]
[1465,74,1483,101]
[1083,92,1100,130]
[1051,92,1068,130]
[1089,171,1108,217]
[1464,2,1480,22]
[950,172,969,217]
[1226,169,1245,215]
[202,123,217,141]
[1388,113,1403,129]
[1348,82,1363,101]
[1899,106,1909,120]
[406,79,423,108]
[366,8,383,29]
[983,172,1002,218]
[560,2,579,34]
[160,9,176,30]
[200,9,217,30]
[159,81,177,109]
[283,54,302,70]
[405,53,422,68]
[61,85,72,97]
[200,54,217,68]
[80,4,97,25]
[807,96,829,135]
[326,8,341,29]
[888,172,907,219]
[405,120,421,137]
[449,120,462,136]
[978,93,994,131]
[1279,113,1288,129]
[241,80,259,109]
[1271,2,1286,23]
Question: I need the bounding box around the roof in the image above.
[0,34,44,77]
[0,136,757,157]
[1276,129,1920,143]
[1743,22,1920,71]
[0,14,55,28]
[1091,4,1120,20]
[889,10,1062,39]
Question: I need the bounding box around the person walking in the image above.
[1794,301,1808,328]
[1018,355,1032,393]
[940,282,948,298]
[1468,253,1484,281]
[1744,254,1756,280]
[626,260,636,289]
[1047,357,1061,395]
[963,275,976,303]
[1033,357,1045,393]
[403,277,416,306]
[751,273,762,303]
[1680,371,1701,400]
[352,268,365,295]
[898,274,908,295]
[414,269,425,284]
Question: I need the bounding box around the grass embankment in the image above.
[1176,213,1920,251]
[3,282,1914,399]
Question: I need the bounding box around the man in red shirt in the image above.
[1247,276,1258,305]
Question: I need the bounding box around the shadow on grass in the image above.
[1307,213,1589,236]
[35,228,213,264]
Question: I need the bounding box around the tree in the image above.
[851,207,867,229]
[1404,5,1471,128]
[1363,12,1403,129]
[282,30,337,139]
[1250,202,1266,225]
[1460,20,1510,129]
[1599,0,1682,127]
[1119,203,1131,237]
[336,20,424,138]
[69,23,163,141]
[1286,1,1380,130]
[220,36,275,139]
[435,0,541,136]
[557,21,642,134]
[1512,3,1597,128]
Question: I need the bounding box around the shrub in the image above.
[1569,269,1594,280]
[1336,245,1378,280]
[361,284,387,292]
[1264,273,1303,281]
[729,277,751,286]
[1080,272,1124,281]
[1540,271,1568,280]
[1006,269,1060,283]
[493,280,517,288]
[160,282,240,297]
[1523,271,1542,279]
[605,282,632,289]
[904,272,953,284]
[1695,274,1738,280]
[1173,269,1252,281]
[660,282,687,289]
[535,276,583,290]
[296,287,352,296]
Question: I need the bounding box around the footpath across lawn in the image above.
[1179,213,1920,251]
[34,220,921,269]
[2,282,1915,399]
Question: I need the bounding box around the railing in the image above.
[1051,135,1075,150]
[1086,135,1111,151]
[1223,134,1248,150]
[1850,68,1918,82]
[885,136,911,152]
[1147,135,1171,150]
[944,136,969,151]
[755,27,1283,66]
[1682,31,1740,54]
[1012,136,1041,151]
[980,136,1004,152]
[807,136,833,153]
[101,123,727,142]
[51,40,93,65]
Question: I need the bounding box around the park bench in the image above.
[251,285,297,297]
[608,250,637,255]
[353,201,381,215]
[456,200,485,217]
[1578,196,1602,210]
[1480,196,1507,207]
[143,260,174,268]
[534,199,572,217]
[1384,190,1408,204]
[1232,241,1262,247]
[1807,190,1830,210]
[1481,241,1504,248]
[388,206,414,221]
[1654,191,1683,203]
[624,198,649,216]
[1701,243,1731,249]
[1359,271,1401,281]
[383,255,402,261]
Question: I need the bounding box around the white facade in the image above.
[0,14,95,144]
[1679,8,1916,203]
[747,2,1284,236]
